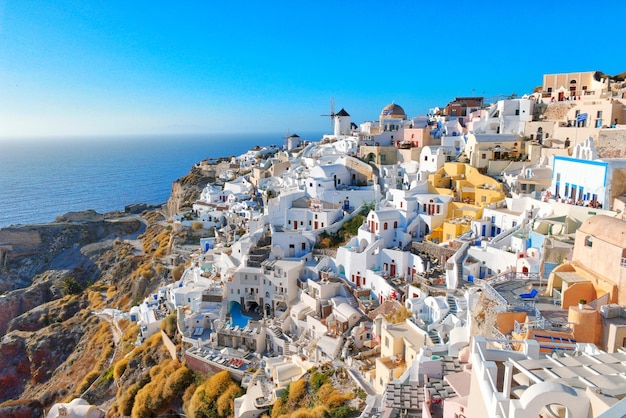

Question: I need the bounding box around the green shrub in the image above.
[61,277,83,295]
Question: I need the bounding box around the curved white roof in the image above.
[335,303,360,321]
[309,164,349,179]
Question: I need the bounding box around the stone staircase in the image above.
[447,294,458,316]
[248,247,271,267]
[247,232,272,267]
[428,328,440,344]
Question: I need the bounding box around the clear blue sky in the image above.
[0,0,623,139]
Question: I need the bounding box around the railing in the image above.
[483,282,508,309]
[492,326,512,350]
[484,271,540,286]
[514,318,545,335]
[543,89,600,98]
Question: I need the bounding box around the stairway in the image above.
[270,325,284,339]
[428,329,440,344]
[447,295,458,315]
[247,232,272,267]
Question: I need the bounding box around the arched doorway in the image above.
[569,79,577,97]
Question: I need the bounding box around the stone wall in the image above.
[0,229,42,249]
[596,128,626,158]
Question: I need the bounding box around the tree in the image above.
[61,277,83,295]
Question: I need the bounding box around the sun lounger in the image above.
[519,288,538,299]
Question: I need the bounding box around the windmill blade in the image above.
[320,97,335,132]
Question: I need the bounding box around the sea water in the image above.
[0,133,320,228]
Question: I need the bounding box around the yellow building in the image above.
[426,163,504,243]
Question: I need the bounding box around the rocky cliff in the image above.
[0,207,173,415]
[164,166,215,217]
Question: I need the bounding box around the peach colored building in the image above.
[570,215,626,304]
[542,71,609,101]
[373,318,430,393]
[545,215,626,350]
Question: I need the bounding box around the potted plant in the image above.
[578,298,587,309]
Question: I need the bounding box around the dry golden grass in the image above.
[185,371,242,418]
[270,377,357,418]
[172,264,185,281]
[113,358,129,381]
[66,321,115,399]
[87,290,106,310]
[384,306,412,324]
[288,379,307,410]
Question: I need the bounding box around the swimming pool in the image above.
[228,301,251,328]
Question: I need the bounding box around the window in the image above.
[515,109,520,116]
[380,154,386,162]
[597,111,603,118]
[394,221,398,228]
[385,336,389,347]
[481,196,487,203]
[384,222,388,230]
[288,220,291,224]
[585,236,593,247]
[482,153,487,159]
[302,243,306,250]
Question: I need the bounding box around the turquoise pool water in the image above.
[228,301,251,328]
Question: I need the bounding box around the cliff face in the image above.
[0,213,143,293]
[164,166,215,217]
[0,170,208,413]
[0,211,154,410]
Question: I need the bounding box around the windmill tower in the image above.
[334,108,351,136]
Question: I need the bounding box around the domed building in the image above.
[380,102,407,121]
[380,102,407,133]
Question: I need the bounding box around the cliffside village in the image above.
[128,71,626,418]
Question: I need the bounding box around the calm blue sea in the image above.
[0,133,320,228]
